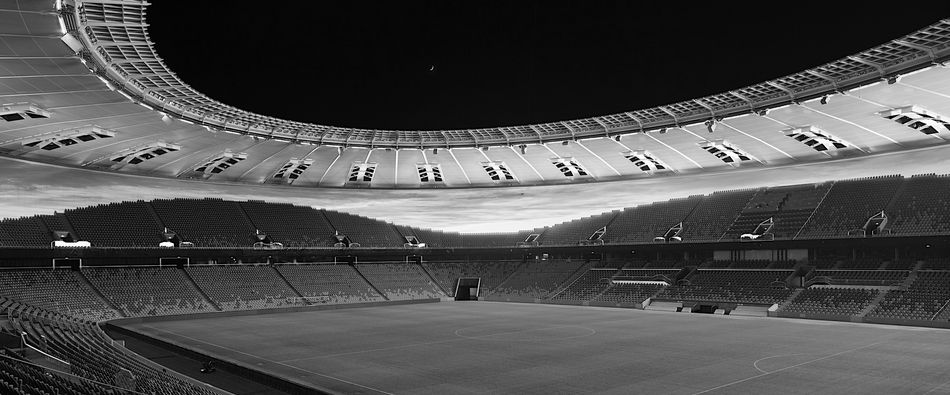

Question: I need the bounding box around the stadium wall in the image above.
[769,311,950,329]
[107,297,439,325]
[3,234,949,268]
[105,323,329,395]
[104,298,441,395]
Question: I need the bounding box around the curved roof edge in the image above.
[68,2,950,149]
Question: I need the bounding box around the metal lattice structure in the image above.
[0,1,949,188]
[72,2,950,148]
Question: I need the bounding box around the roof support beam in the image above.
[693,100,719,120]
[729,90,758,114]
[765,81,798,103]
[894,39,946,66]
[317,147,343,185]
[559,122,577,140]
[446,148,472,184]
[494,127,511,145]
[847,56,888,80]
[658,106,682,127]
[623,112,645,133]
[805,70,840,92]
[528,125,545,144]
[593,118,612,138]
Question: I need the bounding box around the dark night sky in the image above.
[146,2,943,131]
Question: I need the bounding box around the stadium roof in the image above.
[1,2,949,188]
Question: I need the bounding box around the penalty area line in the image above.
[751,353,811,374]
[691,341,882,395]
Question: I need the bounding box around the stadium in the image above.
[0,1,949,394]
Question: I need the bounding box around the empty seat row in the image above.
[0,173,948,248]
[422,261,520,296]
[798,176,904,238]
[277,264,385,304]
[490,260,589,299]
[186,265,305,310]
[83,267,217,316]
[549,269,616,303]
[6,299,217,395]
[354,264,445,300]
[0,269,120,321]
[867,271,950,321]
[782,287,879,316]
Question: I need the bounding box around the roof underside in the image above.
[0,1,949,188]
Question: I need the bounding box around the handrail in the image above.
[932,298,950,321]
[20,331,70,366]
[0,352,154,395]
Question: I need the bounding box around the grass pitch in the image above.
[123,301,950,394]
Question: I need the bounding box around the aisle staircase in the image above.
[271,265,306,301]
[547,261,600,300]
[352,264,390,301]
[775,288,804,312]
[73,271,125,317]
[856,289,891,319]
[417,263,450,297]
[182,268,222,311]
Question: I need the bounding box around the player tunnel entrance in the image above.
[690,303,719,314]
[52,258,81,270]
[681,301,738,314]
[454,277,481,301]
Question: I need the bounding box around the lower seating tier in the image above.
[277,264,386,304]
[354,263,445,300]
[781,287,880,316]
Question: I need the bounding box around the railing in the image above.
[932,298,950,321]
[0,352,154,395]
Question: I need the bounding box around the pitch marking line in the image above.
[279,337,463,362]
[454,325,597,342]
[279,324,597,363]
[141,325,395,395]
[692,341,883,395]
[751,353,810,374]
[924,378,950,395]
